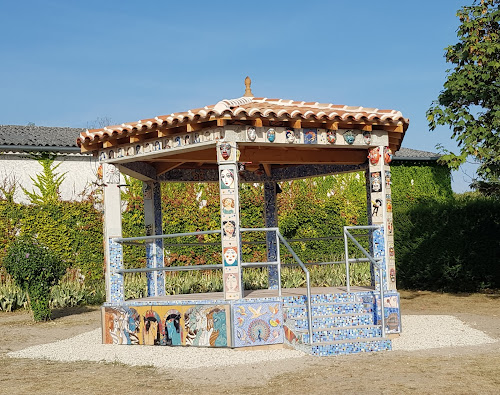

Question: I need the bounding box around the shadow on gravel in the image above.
[51,305,100,320]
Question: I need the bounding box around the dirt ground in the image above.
[1,290,499,395]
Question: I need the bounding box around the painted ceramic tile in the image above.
[224,272,240,292]
[326,130,336,144]
[303,129,317,144]
[222,220,236,240]
[219,142,232,160]
[223,246,238,266]
[385,170,391,187]
[220,168,235,189]
[233,302,283,347]
[386,194,392,212]
[368,147,380,165]
[371,197,383,218]
[384,147,393,164]
[247,127,257,142]
[221,197,235,214]
[343,130,355,145]
[370,172,383,193]
[285,128,296,143]
[267,128,276,142]
[363,131,372,145]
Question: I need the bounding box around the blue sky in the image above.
[0,0,476,191]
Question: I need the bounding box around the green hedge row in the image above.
[2,160,498,294]
[394,196,500,292]
[391,161,499,291]
[0,200,103,285]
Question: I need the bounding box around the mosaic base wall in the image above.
[232,301,284,347]
[102,304,230,347]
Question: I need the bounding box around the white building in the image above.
[0,125,98,203]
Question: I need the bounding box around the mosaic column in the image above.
[264,181,279,289]
[218,141,243,300]
[143,181,165,297]
[366,146,396,291]
[102,163,124,303]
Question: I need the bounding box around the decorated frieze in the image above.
[97,125,389,162]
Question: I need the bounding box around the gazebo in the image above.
[77,78,408,356]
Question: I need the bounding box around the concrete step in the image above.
[283,293,361,305]
[285,302,366,319]
[293,313,375,329]
[311,338,392,357]
[300,325,382,344]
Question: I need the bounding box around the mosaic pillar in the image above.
[103,163,124,303]
[217,141,243,300]
[367,146,396,291]
[264,181,279,289]
[143,181,165,297]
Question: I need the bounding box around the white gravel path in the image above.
[7,315,497,369]
[391,315,497,351]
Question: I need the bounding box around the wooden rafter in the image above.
[154,162,185,176]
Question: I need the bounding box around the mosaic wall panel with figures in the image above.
[102,304,231,347]
[232,301,284,347]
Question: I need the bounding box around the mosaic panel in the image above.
[103,304,230,347]
[232,301,284,347]
[109,238,124,304]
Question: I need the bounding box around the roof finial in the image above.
[244,76,253,97]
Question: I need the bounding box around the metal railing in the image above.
[343,225,386,338]
[114,227,314,345]
[113,229,222,274]
[240,227,313,345]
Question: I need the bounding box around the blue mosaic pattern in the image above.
[264,182,279,289]
[102,290,400,356]
[285,302,365,319]
[283,290,399,356]
[372,227,387,291]
[145,182,165,297]
[104,296,281,308]
[311,339,392,356]
[302,326,382,343]
[109,238,124,304]
[294,313,374,328]
[153,182,165,296]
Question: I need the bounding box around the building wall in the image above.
[0,152,98,203]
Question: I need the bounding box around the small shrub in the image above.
[3,237,65,321]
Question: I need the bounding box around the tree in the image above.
[22,153,66,205]
[427,0,500,196]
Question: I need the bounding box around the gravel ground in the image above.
[391,315,497,351]
[7,314,497,370]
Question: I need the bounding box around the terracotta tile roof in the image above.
[77,96,409,149]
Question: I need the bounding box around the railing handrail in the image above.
[276,230,313,346]
[343,225,386,338]
[113,229,222,244]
